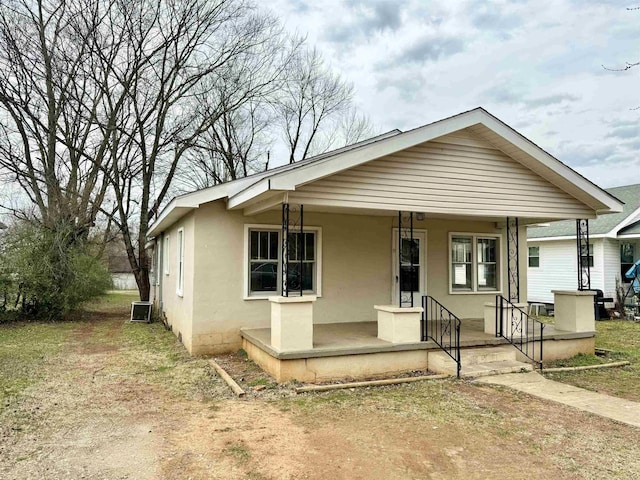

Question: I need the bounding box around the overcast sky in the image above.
[267,0,639,189]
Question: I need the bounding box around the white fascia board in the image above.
[527,234,607,242]
[148,198,178,238]
[147,204,196,238]
[618,233,640,239]
[227,178,289,210]
[606,205,640,236]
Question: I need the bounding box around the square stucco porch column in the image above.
[374,305,423,343]
[552,290,596,333]
[483,302,529,336]
[269,296,317,351]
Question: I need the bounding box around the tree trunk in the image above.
[135,266,151,302]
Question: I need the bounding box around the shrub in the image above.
[0,222,112,320]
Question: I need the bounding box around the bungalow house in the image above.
[147,108,623,382]
[527,183,640,307]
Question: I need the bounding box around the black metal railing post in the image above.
[494,295,544,369]
[423,295,462,378]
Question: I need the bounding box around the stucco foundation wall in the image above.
[161,213,195,353]
[514,336,595,363]
[242,337,429,382]
[190,200,517,355]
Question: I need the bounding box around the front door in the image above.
[392,230,427,306]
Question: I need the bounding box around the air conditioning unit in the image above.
[131,301,152,323]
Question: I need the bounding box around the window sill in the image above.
[449,290,503,295]
[244,293,321,301]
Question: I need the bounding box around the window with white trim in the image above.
[246,226,320,297]
[450,234,500,292]
[621,242,635,282]
[164,235,170,275]
[177,228,184,296]
[528,246,540,268]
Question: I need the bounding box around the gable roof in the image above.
[619,220,640,236]
[528,183,640,240]
[148,107,624,238]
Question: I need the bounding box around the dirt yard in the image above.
[2,294,640,479]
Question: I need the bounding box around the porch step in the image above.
[459,360,533,378]
[428,346,533,377]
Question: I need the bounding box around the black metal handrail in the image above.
[495,295,544,369]
[422,295,461,378]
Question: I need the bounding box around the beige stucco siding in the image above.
[161,212,195,351]
[291,129,592,219]
[188,200,524,354]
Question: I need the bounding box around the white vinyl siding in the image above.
[602,238,621,300]
[527,239,605,304]
[291,129,593,219]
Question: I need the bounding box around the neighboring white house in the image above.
[527,183,640,305]
[146,108,623,381]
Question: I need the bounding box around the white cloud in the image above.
[268,0,640,188]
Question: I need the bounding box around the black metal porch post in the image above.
[507,217,520,303]
[281,203,289,297]
[299,204,304,297]
[398,211,414,308]
[576,219,591,290]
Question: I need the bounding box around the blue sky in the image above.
[267,0,640,188]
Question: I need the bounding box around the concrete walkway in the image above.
[476,371,640,428]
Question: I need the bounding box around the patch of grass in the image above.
[544,320,640,401]
[0,321,75,413]
[534,314,555,325]
[224,442,251,463]
[544,352,625,369]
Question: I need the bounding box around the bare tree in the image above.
[308,106,376,155]
[276,47,355,163]
[0,0,376,303]
[95,0,290,300]
[178,99,273,190]
[0,0,115,239]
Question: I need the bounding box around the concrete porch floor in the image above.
[240,319,592,360]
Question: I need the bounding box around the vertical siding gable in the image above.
[293,128,593,218]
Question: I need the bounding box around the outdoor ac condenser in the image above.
[130,301,152,323]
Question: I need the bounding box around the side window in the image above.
[528,246,540,268]
[164,235,170,275]
[621,242,635,281]
[249,230,279,294]
[177,229,184,296]
[246,227,320,297]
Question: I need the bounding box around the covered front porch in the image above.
[228,121,615,380]
[240,316,596,382]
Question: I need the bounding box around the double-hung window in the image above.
[164,235,170,275]
[528,246,540,268]
[249,230,279,293]
[621,242,634,281]
[246,226,320,297]
[450,234,500,293]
